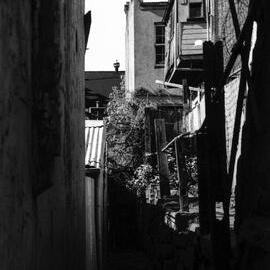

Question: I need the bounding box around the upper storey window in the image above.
[189,0,204,19]
[155,23,165,67]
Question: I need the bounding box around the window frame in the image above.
[154,22,165,68]
[188,0,205,20]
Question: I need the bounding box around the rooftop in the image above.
[85,120,105,169]
[85,70,125,102]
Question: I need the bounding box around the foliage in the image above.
[185,156,198,197]
[106,80,198,198]
[127,164,159,195]
[164,146,198,196]
[105,81,146,179]
[167,147,179,190]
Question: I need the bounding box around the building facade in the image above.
[125,0,168,96]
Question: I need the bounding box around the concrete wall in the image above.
[0,1,85,270]
[125,0,166,95]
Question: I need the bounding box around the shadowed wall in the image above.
[0,1,85,269]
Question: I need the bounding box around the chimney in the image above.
[113,60,120,72]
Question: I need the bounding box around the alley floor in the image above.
[107,251,151,270]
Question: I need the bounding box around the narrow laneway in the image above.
[107,251,151,270]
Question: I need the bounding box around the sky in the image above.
[85,0,167,71]
[85,0,127,71]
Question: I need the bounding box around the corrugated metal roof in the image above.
[85,120,105,169]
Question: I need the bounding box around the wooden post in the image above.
[154,119,170,198]
[86,176,98,270]
[204,41,231,270]
[178,22,182,56]
[145,107,152,156]
[183,79,189,107]
[197,132,211,234]
[174,137,189,212]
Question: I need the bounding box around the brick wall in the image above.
[224,76,247,188]
[215,0,249,185]
[216,0,249,70]
[224,77,239,166]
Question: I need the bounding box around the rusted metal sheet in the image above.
[85,120,105,168]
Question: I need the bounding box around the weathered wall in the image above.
[215,0,249,69]
[224,76,246,189]
[235,1,270,268]
[214,0,270,268]
[0,2,34,269]
[125,0,166,95]
[0,1,85,270]
[134,1,165,93]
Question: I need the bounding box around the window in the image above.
[189,0,204,19]
[155,23,165,66]
[156,46,165,66]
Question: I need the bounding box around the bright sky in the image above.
[85,0,167,71]
[85,0,127,71]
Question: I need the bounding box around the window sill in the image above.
[155,64,165,69]
[186,17,206,23]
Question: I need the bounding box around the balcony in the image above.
[165,21,207,84]
[180,22,207,57]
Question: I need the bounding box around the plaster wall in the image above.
[177,0,190,22]
[125,0,167,95]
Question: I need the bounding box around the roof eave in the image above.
[140,1,168,11]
